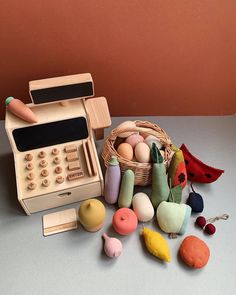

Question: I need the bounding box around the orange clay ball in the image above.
[179,235,210,268]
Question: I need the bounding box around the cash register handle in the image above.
[84,97,111,140]
[5,96,38,123]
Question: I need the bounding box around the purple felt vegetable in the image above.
[104,156,121,204]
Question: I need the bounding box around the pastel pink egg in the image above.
[125,133,144,149]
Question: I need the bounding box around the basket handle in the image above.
[112,126,172,145]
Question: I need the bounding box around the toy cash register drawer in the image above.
[5,73,111,215]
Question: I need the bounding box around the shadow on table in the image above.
[0,153,25,215]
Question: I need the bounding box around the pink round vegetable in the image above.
[102,233,123,258]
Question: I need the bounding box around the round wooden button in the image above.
[52,148,59,155]
[38,151,46,158]
[56,175,64,184]
[39,160,48,167]
[25,153,33,161]
[41,169,49,177]
[27,172,35,180]
[53,157,61,164]
[42,179,50,187]
[27,182,36,190]
[55,166,62,174]
[26,163,34,170]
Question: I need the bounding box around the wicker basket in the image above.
[102,120,173,186]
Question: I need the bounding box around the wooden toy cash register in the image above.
[5,73,111,215]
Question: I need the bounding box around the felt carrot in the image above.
[150,143,170,209]
[5,96,38,123]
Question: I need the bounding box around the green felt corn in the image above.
[151,143,170,209]
[118,169,135,208]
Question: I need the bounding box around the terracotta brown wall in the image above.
[0,0,236,119]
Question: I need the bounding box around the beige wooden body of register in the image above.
[5,73,111,215]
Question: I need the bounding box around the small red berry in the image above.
[196,216,206,228]
[204,223,216,235]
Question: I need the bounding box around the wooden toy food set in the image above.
[5,75,228,267]
[5,73,111,215]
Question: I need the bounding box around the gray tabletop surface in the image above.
[0,116,235,295]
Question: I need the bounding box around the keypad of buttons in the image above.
[23,144,84,192]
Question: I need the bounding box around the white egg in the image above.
[144,135,162,150]
[134,142,151,163]
[132,192,154,222]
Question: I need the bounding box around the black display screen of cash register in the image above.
[31,82,93,104]
[13,117,88,152]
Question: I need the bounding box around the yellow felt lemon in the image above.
[142,227,171,262]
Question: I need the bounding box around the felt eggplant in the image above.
[104,156,121,204]
[150,143,169,209]
[168,149,187,188]
[118,169,135,208]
